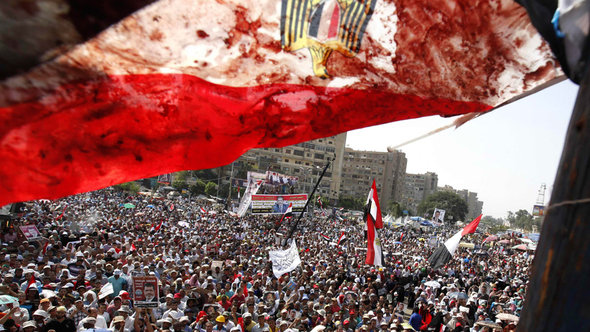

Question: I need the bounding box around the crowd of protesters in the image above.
[0,188,533,332]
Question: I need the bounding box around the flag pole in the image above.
[284,156,334,246]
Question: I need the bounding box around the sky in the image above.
[346,80,579,219]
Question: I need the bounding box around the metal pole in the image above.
[227,162,235,210]
[284,157,334,245]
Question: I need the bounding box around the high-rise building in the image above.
[339,148,407,206]
[438,185,484,220]
[232,134,347,201]
[401,172,438,214]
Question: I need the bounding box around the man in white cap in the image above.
[43,306,76,332]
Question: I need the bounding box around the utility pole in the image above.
[226,162,235,210]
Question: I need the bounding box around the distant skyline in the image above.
[346,80,579,219]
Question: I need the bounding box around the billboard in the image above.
[532,205,545,217]
[251,194,308,214]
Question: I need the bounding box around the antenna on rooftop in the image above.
[536,183,546,205]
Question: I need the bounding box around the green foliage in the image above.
[205,181,218,196]
[313,194,330,208]
[192,169,217,181]
[386,201,408,217]
[172,171,189,191]
[417,191,468,223]
[219,183,230,198]
[507,209,542,232]
[189,179,206,195]
[480,215,509,234]
[236,162,255,179]
[114,181,140,193]
[338,195,365,211]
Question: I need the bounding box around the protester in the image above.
[0,189,532,332]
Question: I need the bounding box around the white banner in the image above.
[269,241,301,279]
[98,283,114,299]
[237,176,263,217]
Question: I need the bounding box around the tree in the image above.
[172,171,189,191]
[204,181,217,196]
[417,191,468,223]
[189,179,206,195]
[192,169,217,181]
[480,215,508,234]
[507,209,541,232]
[386,201,408,217]
[114,181,141,193]
[337,195,365,211]
[219,183,230,198]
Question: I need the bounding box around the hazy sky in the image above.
[346,80,579,219]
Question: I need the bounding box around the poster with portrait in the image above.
[251,194,308,215]
[133,276,159,308]
[432,208,445,223]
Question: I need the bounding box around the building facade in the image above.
[401,172,438,214]
[339,148,407,206]
[438,185,484,220]
[233,134,347,201]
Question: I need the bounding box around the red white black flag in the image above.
[428,214,482,269]
[279,202,293,224]
[0,0,561,206]
[365,180,383,266]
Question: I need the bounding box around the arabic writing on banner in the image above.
[269,241,301,279]
[251,194,308,215]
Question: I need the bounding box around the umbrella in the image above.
[146,204,155,208]
[511,244,528,251]
[498,239,510,244]
[123,203,135,209]
[424,280,441,288]
[449,292,468,300]
[496,313,519,322]
[483,235,498,243]
[0,295,18,305]
[393,241,402,245]
[518,238,533,244]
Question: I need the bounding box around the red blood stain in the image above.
[0,73,490,205]
[196,30,209,38]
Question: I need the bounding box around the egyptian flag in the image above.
[200,207,207,214]
[24,275,36,293]
[365,180,383,266]
[150,219,164,234]
[279,203,293,223]
[0,0,561,207]
[428,214,482,269]
[42,241,50,256]
[337,232,347,246]
[317,196,323,209]
[320,233,331,242]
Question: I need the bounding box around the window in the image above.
[294,150,304,156]
[314,153,324,159]
[286,149,292,154]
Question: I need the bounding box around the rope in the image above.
[546,197,590,211]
